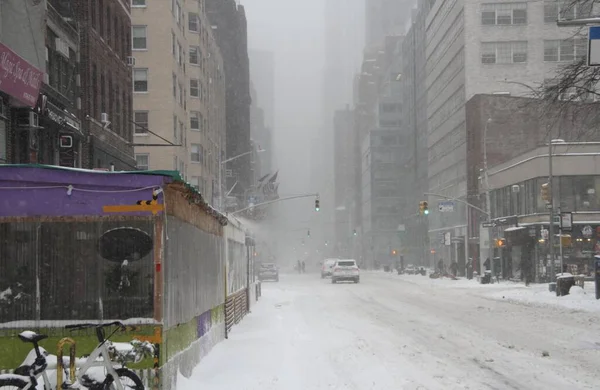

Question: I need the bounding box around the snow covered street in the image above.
[179,272,600,390]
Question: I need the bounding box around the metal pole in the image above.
[558,207,564,274]
[548,139,555,282]
[465,201,470,278]
[483,118,494,280]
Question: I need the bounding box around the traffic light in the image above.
[353,229,357,236]
[419,201,429,215]
[541,182,551,203]
[307,229,311,237]
[315,198,320,211]
[391,249,397,255]
[495,238,506,248]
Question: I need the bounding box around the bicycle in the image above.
[0,321,148,390]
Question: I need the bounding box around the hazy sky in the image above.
[241,0,325,194]
[241,0,327,251]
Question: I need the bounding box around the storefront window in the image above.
[536,177,547,213]
[574,176,598,211]
[559,177,575,211]
[0,120,6,162]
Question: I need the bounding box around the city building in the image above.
[481,140,600,281]
[321,0,364,248]
[398,0,431,266]
[0,0,82,167]
[423,0,591,271]
[206,0,252,207]
[365,0,411,46]
[249,50,275,130]
[131,0,226,204]
[76,0,136,170]
[333,106,355,253]
[250,82,272,179]
[465,94,600,274]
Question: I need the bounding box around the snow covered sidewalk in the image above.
[382,271,600,313]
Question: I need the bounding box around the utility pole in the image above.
[548,138,555,282]
[482,118,495,280]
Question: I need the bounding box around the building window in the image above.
[481,41,527,63]
[481,3,527,25]
[544,1,592,23]
[188,12,199,32]
[172,73,177,97]
[132,26,147,50]
[190,176,200,190]
[133,68,148,92]
[190,79,199,97]
[173,115,178,141]
[132,0,146,6]
[189,46,200,65]
[190,111,200,130]
[544,38,587,62]
[175,2,181,24]
[171,32,176,56]
[136,154,149,170]
[191,144,201,162]
[134,111,148,134]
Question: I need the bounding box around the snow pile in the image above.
[487,282,600,313]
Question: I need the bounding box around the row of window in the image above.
[481,1,591,26]
[91,0,130,61]
[89,63,131,141]
[480,38,587,64]
[490,176,600,219]
[135,144,214,170]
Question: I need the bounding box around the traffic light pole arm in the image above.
[230,193,319,216]
[423,192,489,216]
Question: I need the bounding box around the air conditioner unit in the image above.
[127,56,136,66]
[16,111,39,128]
[101,112,109,123]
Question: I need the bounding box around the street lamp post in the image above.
[548,138,566,282]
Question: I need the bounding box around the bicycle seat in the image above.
[18,330,48,343]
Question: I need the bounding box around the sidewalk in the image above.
[375,271,600,313]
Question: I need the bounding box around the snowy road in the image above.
[180,272,600,390]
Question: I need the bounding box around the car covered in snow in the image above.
[321,258,338,278]
[259,263,279,282]
[331,259,360,284]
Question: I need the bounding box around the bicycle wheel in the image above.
[103,368,144,390]
[0,377,28,390]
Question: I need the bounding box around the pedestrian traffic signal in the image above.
[419,201,429,215]
[495,238,506,248]
[540,182,551,203]
[392,249,397,255]
[315,198,320,211]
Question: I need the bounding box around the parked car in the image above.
[405,264,417,275]
[321,258,338,278]
[331,259,360,284]
[259,263,279,282]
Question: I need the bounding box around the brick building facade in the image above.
[75,0,136,170]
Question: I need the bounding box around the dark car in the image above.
[259,263,279,282]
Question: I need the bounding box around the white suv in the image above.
[331,259,360,284]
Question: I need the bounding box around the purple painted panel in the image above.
[196,310,212,338]
[0,166,171,217]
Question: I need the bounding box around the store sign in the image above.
[45,101,81,134]
[0,42,43,107]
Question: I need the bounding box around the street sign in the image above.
[482,221,496,228]
[588,26,600,66]
[444,232,451,246]
[438,200,455,212]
